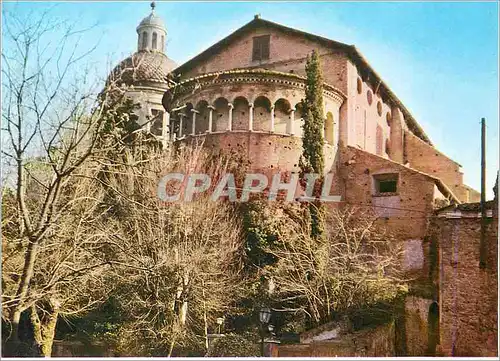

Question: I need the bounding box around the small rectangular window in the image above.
[373,173,398,195]
[151,109,164,136]
[252,35,270,61]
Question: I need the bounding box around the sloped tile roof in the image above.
[109,51,177,87]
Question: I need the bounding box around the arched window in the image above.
[161,35,165,51]
[232,97,249,131]
[152,32,157,50]
[325,112,334,145]
[150,109,164,136]
[213,98,229,132]
[142,31,148,49]
[357,78,362,94]
[274,98,291,134]
[253,96,272,131]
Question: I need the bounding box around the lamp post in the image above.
[259,307,271,357]
[216,317,224,335]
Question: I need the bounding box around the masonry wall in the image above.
[345,61,395,159]
[431,216,498,356]
[404,296,436,356]
[177,23,464,176]
[180,28,407,166]
[404,131,473,202]
[179,26,349,94]
[278,322,395,357]
[339,146,438,240]
[181,132,336,175]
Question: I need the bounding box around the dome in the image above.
[138,12,165,29]
[109,51,177,87]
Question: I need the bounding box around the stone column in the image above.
[270,105,275,132]
[191,109,199,136]
[163,112,170,147]
[178,113,185,138]
[207,105,215,133]
[227,103,233,131]
[248,103,254,131]
[289,108,295,135]
[163,112,170,139]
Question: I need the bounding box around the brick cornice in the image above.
[166,69,346,104]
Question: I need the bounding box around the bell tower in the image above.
[136,1,167,52]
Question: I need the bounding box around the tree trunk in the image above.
[10,240,39,336]
[202,279,209,352]
[30,301,60,357]
[4,310,23,356]
[10,310,21,342]
[41,306,58,357]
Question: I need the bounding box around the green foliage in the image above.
[300,50,325,175]
[299,50,327,240]
[299,54,326,238]
[240,200,280,269]
[55,297,123,345]
[309,201,325,240]
[206,333,260,357]
[101,97,141,136]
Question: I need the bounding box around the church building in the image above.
[108,3,497,357]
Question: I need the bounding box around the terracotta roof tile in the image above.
[109,51,177,87]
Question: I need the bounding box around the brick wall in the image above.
[339,146,438,240]
[176,23,451,174]
[430,216,498,356]
[404,296,435,356]
[404,131,473,202]
[278,322,395,357]
[180,26,349,94]
[346,64,393,158]
[182,132,337,175]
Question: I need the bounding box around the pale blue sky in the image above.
[3,1,499,198]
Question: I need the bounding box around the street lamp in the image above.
[259,307,272,356]
[216,317,224,334]
[259,308,271,324]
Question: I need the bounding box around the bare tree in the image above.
[97,144,248,356]
[264,206,408,326]
[1,7,136,355]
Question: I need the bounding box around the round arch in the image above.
[213,97,229,132]
[274,98,292,134]
[195,100,210,134]
[253,96,272,132]
[325,112,335,145]
[183,102,194,136]
[232,96,249,131]
[427,302,439,356]
[294,102,305,138]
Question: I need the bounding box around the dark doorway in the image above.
[427,302,439,355]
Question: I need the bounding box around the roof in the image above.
[137,12,165,30]
[346,145,461,204]
[437,200,496,213]
[109,51,177,87]
[162,68,346,112]
[173,16,433,145]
